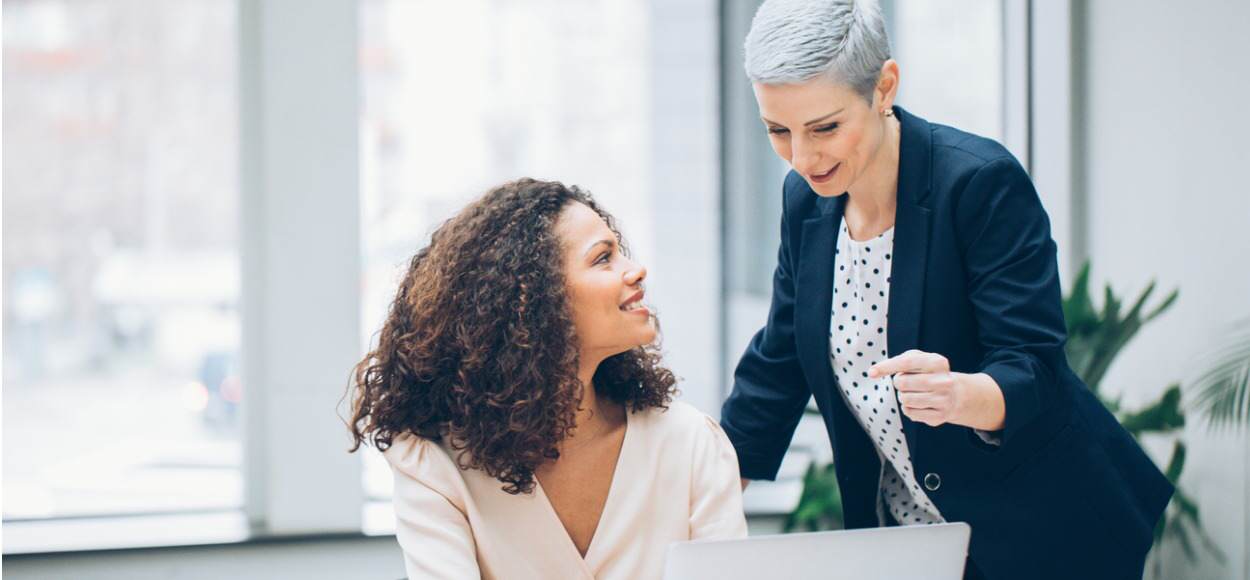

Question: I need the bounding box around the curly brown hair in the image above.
[348,178,676,494]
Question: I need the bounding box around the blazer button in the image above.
[923,472,941,491]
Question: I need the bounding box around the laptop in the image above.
[662,522,972,580]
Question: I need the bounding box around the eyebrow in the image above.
[583,239,614,258]
[761,108,844,128]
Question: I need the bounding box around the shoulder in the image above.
[634,399,707,430]
[633,400,732,448]
[910,122,1035,222]
[928,122,1029,187]
[930,122,1025,180]
[383,434,471,506]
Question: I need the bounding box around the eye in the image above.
[814,123,838,134]
[594,251,611,265]
[767,126,789,135]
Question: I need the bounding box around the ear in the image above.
[874,59,900,112]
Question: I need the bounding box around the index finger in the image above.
[868,350,929,378]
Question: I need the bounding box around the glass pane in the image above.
[358,0,651,500]
[3,0,241,519]
[893,0,1003,141]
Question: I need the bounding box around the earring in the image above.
[882,109,894,117]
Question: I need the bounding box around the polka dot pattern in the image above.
[828,221,944,526]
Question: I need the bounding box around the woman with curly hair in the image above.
[349,178,747,580]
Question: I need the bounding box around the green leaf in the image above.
[1059,263,1177,393]
[1163,440,1186,482]
[1103,284,1122,327]
[1173,486,1200,524]
[1121,280,1157,325]
[1158,480,1226,563]
[785,461,843,533]
[1062,262,1096,336]
[1119,385,1185,437]
[1189,319,1250,431]
[1167,515,1197,561]
[1143,288,1180,324]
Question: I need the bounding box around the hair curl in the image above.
[348,178,676,494]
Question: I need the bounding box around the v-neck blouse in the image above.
[385,400,748,580]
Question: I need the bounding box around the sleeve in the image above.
[973,428,1003,446]
[719,173,813,480]
[689,415,750,540]
[955,156,1070,445]
[390,445,482,579]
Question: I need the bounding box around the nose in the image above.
[790,134,821,175]
[623,260,647,287]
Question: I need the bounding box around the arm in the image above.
[955,157,1069,444]
[720,175,812,480]
[391,452,481,579]
[690,416,749,540]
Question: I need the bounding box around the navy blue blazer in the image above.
[720,107,1173,579]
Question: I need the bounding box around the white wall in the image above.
[1082,1,1250,578]
[238,0,363,535]
[646,0,724,416]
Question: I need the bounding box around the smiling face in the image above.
[555,202,656,362]
[753,62,898,198]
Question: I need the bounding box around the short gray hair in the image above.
[744,0,891,100]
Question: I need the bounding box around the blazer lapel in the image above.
[796,191,892,470]
[888,202,930,450]
[794,195,844,424]
[888,106,934,453]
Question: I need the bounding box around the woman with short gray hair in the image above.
[720,1,1171,578]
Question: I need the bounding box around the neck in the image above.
[567,352,623,447]
[845,114,901,233]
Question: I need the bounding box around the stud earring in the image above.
[882,109,894,117]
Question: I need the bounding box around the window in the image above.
[3,0,241,520]
[357,0,653,502]
[892,0,1003,141]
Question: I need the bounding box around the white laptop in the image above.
[663,522,971,580]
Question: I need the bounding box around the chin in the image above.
[641,329,658,345]
[609,317,657,351]
[808,181,848,198]
[633,326,659,348]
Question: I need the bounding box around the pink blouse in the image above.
[384,400,748,579]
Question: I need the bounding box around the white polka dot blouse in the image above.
[828,220,944,526]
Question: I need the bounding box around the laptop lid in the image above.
[663,522,971,580]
